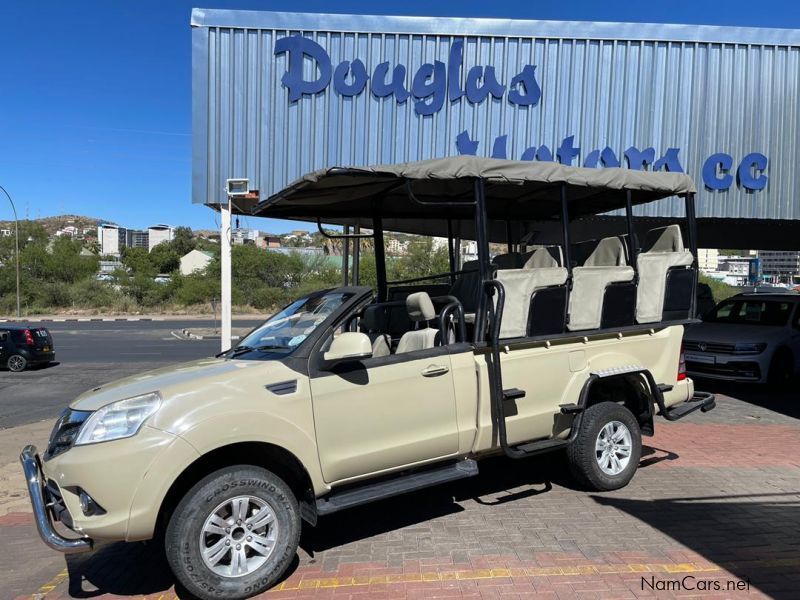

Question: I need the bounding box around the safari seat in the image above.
[448,260,482,323]
[636,225,694,323]
[495,247,568,339]
[568,237,634,331]
[359,305,392,358]
[396,292,440,353]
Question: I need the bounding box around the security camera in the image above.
[226,178,250,197]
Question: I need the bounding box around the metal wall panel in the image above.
[191,10,800,221]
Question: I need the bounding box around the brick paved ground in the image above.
[4,383,799,600]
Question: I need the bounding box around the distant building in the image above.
[98,259,124,274]
[258,234,281,249]
[717,255,760,286]
[55,225,80,238]
[180,249,215,275]
[98,224,126,256]
[127,230,150,249]
[0,228,12,237]
[758,250,800,283]
[697,248,719,272]
[148,224,174,251]
[386,238,408,256]
[232,227,260,245]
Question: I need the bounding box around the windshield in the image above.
[704,298,794,327]
[233,290,352,356]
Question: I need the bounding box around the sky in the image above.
[1,0,799,234]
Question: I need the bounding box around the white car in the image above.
[684,293,800,385]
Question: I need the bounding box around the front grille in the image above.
[44,409,91,460]
[683,340,737,354]
[686,360,762,380]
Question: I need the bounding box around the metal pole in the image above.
[560,184,572,272]
[373,215,387,302]
[473,179,492,342]
[446,218,456,285]
[220,201,233,352]
[0,185,20,318]
[624,189,638,280]
[342,225,350,286]
[352,224,360,285]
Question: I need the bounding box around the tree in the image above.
[171,226,196,256]
[150,243,180,274]
[121,246,156,276]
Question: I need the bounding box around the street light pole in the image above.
[0,185,20,318]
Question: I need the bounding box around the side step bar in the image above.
[316,460,478,516]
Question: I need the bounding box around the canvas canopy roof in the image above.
[252,156,696,240]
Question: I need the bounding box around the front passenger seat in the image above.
[396,292,439,354]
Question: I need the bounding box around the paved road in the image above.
[0,318,263,428]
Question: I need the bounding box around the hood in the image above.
[684,322,787,344]
[69,357,268,411]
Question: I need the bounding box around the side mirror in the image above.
[323,332,373,364]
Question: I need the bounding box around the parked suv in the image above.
[0,325,55,371]
[20,158,714,600]
[684,293,800,385]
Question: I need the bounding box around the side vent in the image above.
[265,380,298,395]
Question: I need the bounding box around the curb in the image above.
[0,317,164,323]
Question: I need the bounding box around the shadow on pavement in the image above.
[592,492,800,599]
[694,377,800,420]
[302,453,571,554]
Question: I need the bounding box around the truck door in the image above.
[309,343,463,483]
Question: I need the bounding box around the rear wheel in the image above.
[165,466,301,600]
[7,354,27,372]
[566,402,642,491]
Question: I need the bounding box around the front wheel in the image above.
[165,466,301,600]
[566,402,642,491]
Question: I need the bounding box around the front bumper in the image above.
[19,445,92,553]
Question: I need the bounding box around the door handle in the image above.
[421,364,449,377]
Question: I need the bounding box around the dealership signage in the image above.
[275,36,768,193]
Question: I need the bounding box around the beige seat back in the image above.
[636,225,694,323]
[522,246,561,269]
[496,266,569,338]
[396,292,439,353]
[568,236,634,331]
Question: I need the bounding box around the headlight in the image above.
[733,342,767,355]
[75,392,161,445]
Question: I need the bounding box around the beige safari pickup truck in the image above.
[22,157,715,599]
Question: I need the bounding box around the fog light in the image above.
[78,489,106,517]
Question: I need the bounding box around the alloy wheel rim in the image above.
[595,420,633,475]
[8,356,24,371]
[199,495,279,578]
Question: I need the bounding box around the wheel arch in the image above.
[156,441,318,535]
[580,372,655,436]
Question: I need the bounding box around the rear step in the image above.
[316,460,479,515]
[660,391,716,420]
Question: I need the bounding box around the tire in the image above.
[768,349,794,389]
[165,466,301,600]
[7,354,27,372]
[566,402,642,491]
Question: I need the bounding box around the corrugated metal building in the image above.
[191,9,800,248]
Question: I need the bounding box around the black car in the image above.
[0,325,55,372]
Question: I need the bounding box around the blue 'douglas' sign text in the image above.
[274,36,768,193]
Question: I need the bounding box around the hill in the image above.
[0,214,111,236]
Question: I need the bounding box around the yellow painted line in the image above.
[30,568,68,599]
[270,561,725,591]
